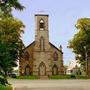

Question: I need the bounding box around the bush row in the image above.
[49,75,89,79]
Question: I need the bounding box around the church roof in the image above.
[49,42,63,54]
[24,41,35,50]
[24,41,63,54]
[35,14,49,17]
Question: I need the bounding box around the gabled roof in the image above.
[24,41,35,50]
[49,42,63,54]
[24,41,63,54]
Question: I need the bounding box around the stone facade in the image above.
[19,14,64,76]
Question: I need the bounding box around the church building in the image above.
[19,14,64,76]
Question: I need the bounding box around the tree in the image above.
[0,15,25,85]
[0,0,24,16]
[0,0,25,85]
[68,18,90,72]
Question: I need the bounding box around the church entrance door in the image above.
[25,65,30,76]
[53,67,57,75]
[52,65,58,75]
[39,62,46,76]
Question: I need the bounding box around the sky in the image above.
[12,0,90,65]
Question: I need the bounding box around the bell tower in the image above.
[35,14,50,51]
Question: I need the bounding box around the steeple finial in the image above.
[60,45,62,51]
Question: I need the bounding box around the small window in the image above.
[40,36,45,51]
[24,51,30,60]
[39,19,44,30]
[53,52,58,61]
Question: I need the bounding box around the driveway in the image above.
[9,79,90,90]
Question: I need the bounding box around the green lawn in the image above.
[75,75,89,79]
[49,75,71,79]
[49,75,89,79]
[8,75,89,80]
[10,75,39,79]
[0,85,12,90]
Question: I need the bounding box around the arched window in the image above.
[24,51,30,60]
[40,36,45,51]
[53,52,58,61]
[39,19,44,30]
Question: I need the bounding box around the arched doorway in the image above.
[52,65,58,75]
[39,62,46,76]
[25,65,31,76]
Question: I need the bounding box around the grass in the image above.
[8,75,89,80]
[49,75,89,79]
[49,75,71,79]
[75,75,89,79]
[0,85,12,90]
[10,75,39,80]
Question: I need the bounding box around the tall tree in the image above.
[0,0,25,85]
[0,15,25,85]
[68,18,90,72]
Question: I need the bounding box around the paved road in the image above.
[9,79,90,90]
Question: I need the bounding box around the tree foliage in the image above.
[69,18,90,67]
[0,0,25,16]
[0,16,25,85]
[0,0,25,85]
[0,16,24,70]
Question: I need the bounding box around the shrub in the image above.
[15,76,39,79]
[70,75,76,79]
[0,77,9,86]
[0,85,12,90]
[49,75,71,79]
[49,75,89,79]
